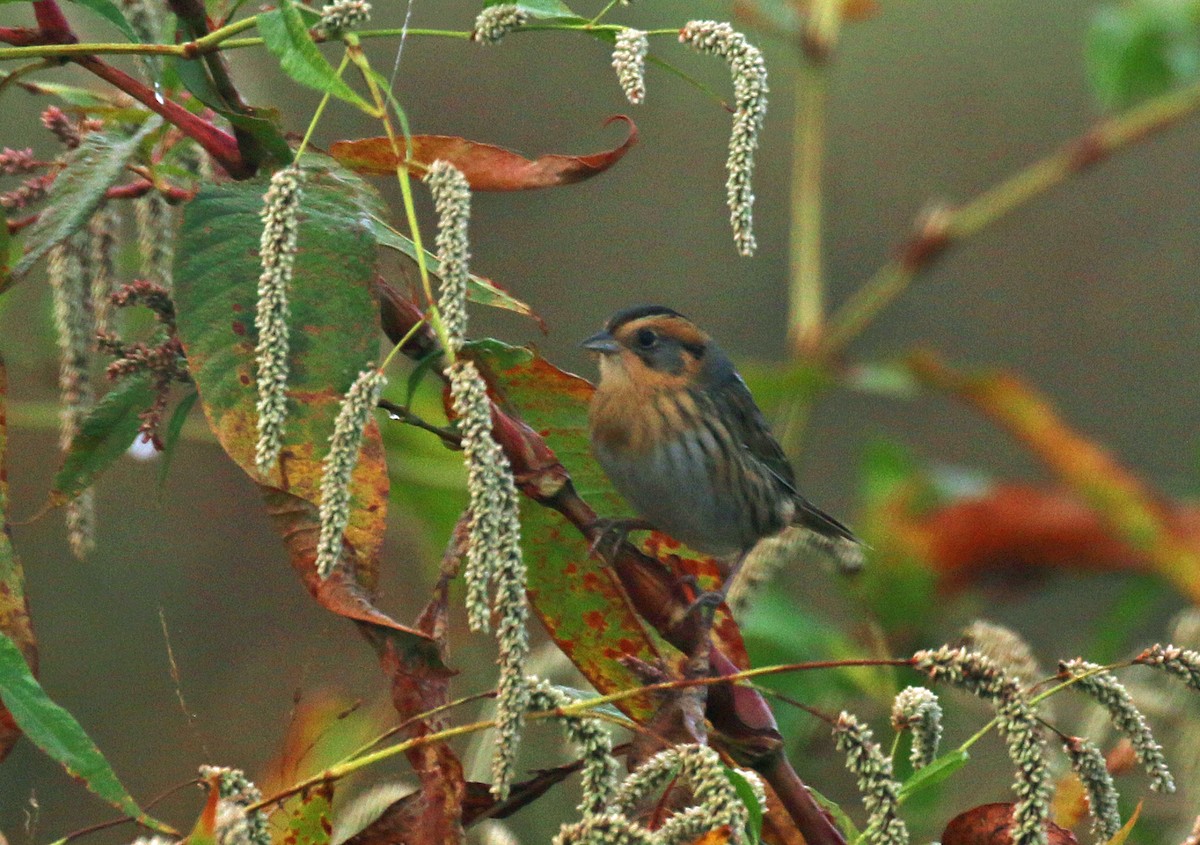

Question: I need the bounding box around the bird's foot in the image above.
[587,516,654,560]
[671,589,724,658]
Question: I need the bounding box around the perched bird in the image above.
[583,305,864,587]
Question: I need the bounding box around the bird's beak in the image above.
[580,330,620,354]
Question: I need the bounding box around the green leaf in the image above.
[286,785,333,845]
[483,0,578,20]
[806,786,860,843]
[258,0,370,108]
[1086,1,1200,110]
[0,632,176,833]
[897,748,970,802]
[174,154,390,575]
[370,215,539,322]
[723,766,764,845]
[65,0,140,43]
[170,57,294,166]
[10,118,161,282]
[157,389,199,491]
[0,213,10,290]
[49,373,157,506]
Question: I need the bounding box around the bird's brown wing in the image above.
[712,368,860,545]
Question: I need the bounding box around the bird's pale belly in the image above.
[594,433,764,558]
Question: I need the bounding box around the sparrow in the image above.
[583,305,864,586]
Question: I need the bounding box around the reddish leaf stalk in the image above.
[31,0,75,44]
[374,280,850,845]
[72,57,250,177]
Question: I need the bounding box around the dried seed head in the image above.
[315,368,386,579]
[679,20,768,257]
[914,646,1050,845]
[891,686,943,770]
[833,712,909,845]
[612,30,649,105]
[1058,658,1174,793]
[48,229,97,559]
[961,620,1045,691]
[472,4,528,44]
[254,167,303,475]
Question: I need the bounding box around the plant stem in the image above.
[823,78,1200,357]
[788,63,826,354]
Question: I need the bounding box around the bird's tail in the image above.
[793,497,866,574]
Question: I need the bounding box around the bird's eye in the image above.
[636,328,658,348]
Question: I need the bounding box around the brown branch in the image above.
[371,279,850,845]
[823,78,1200,356]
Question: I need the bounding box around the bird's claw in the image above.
[587,516,653,560]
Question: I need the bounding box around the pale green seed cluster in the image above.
[198,766,270,845]
[1137,643,1200,692]
[890,686,942,770]
[612,30,649,105]
[315,368,386,579]
[1062,736,1121,842]
[529,680,619,817]
[679,20,768,257]
[554,814,655,845]
[254,166,303,475]
[449,359,528,799]
[610,743,756,845]
[48,230,97,559]
[424,160,471,354]
[317,0,372,34]
[471,4,528,44]
[833,712,908,845]
[914,646,1050,845]
[1059,658,1174,792]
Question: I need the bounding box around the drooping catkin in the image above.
[315,368,386,579]
[1058,659,1174,792]
[471,4,527,43]
[679,20,768,257]
[1062,736,1121,843]
[425,158,529,802]
[914,646,1050,845]
[890,686,942,770]
[612,30,649,105]
[528,679,619,818]
[254,166,303,475]
[612,743,759,845]
[833,712,909,845]
[48,229,96,558]
[316,0,372,34]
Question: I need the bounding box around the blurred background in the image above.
[2,0,1199,842]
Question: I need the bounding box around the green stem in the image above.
[788,62,826,353]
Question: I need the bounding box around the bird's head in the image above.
[581,305,712,391]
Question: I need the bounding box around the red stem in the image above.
[31,0,75,43]
[71,57,250,178]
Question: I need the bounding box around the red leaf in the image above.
[330,116,639,190]
[942,803,1077,845]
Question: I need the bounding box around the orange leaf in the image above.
[330,116,638,190]
[909,351,1200,602]
[942,803,1078,845]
